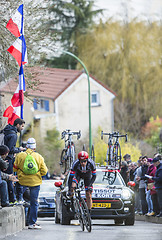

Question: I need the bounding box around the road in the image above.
[2,218,162,240]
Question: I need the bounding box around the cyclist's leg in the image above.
[85,190,92,210]
[84,178,92,210]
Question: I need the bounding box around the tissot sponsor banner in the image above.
[92,188,122,198]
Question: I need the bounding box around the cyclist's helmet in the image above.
[78,151,89,160]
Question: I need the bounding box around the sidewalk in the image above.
[135,214,162,224]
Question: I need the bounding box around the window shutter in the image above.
[44,100,49,111]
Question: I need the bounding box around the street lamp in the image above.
[63,50,92,155]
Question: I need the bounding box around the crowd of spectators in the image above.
[120,153,162,218]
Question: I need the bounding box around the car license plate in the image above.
[92,203,111,208]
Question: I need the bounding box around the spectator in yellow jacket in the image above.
[13,138,48,230]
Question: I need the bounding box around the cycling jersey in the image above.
[68,159,96,190]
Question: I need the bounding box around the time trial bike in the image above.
[73,184,92,232]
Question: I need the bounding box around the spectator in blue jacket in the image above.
[0,145,18,207]
[152,155,162,217]
[3,118,26,203]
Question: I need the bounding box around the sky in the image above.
[95,0,162,21]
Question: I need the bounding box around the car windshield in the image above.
[40,180,57,192]
[95,170,124,186]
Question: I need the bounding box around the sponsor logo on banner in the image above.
[93,188,122,198]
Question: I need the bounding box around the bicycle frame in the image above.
[60,130,81,173]
[112,132,127,169]
[101,131,117,166]
[101,131,127,169]
[73,186,92,232]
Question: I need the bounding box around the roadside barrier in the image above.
[0,205,25,239]
[135,214,162,224]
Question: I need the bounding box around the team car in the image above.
[54,167,135,225]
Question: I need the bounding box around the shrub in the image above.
[141,116,162,147]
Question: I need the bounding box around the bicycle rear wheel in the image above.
[80,198,92,232]
[112,145,121,169]
[60,149,67,174]
[74,199,85,231]
[111,145,118,168]
[117,144,122,169]
[68,145,75,169]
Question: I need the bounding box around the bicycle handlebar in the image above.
[101,131,118,140]
[113,133,127,142]
[75,182,84,192]
[61,130,81,140]
[101,131,127,142]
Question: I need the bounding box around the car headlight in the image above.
[38,197,44,203]
[122,189,131,200]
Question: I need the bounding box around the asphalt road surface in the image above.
[2,218,162,240]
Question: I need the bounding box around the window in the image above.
[33,98,49,112]
[91,91,100,106]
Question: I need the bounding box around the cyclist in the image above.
[68,151,96,213]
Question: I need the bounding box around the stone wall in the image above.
[0,206,25,239]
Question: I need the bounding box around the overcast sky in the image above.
[95,0,162,21]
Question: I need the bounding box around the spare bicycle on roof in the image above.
[101,131,127,170]
[60,129,81,174]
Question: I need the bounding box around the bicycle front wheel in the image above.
[74,199,85,231]
[80,198,92,232]
[60,149,67,174]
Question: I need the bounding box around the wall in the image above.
[0,206,25,239]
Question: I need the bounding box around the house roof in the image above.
[0,67,116,100]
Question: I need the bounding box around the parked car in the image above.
[38,179,61,217]
[55,167,135,225]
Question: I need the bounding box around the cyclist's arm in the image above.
[89,169,96,186]
[68,170,75,190]
[89,160,97,186]
[68,160,78,190]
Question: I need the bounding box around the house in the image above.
[0,67,116,141]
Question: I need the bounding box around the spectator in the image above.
[136,156,148,215]
[123,154,131,164]
[129,162,137,181]
[134,158,142,214]
[120,161,129,184]
[145,158,154,216]
[13,137,48,229]
[146,160,160,216]
[42,171,50,180]
[0,145,18,207]
[50,171,60,180]
[3,118,26,203]
[152,155,162,217]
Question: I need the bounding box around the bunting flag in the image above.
[11,65,25,107]
[7,35,28,66]
[4,4,27,124]
[3,106,20,125]
[3,65,25,123]
[6,4,23,37]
